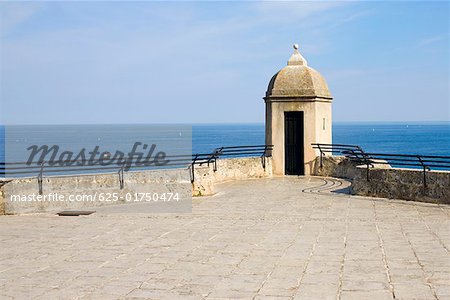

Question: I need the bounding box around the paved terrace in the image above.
[0,177,449,300]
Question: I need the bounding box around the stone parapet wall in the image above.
[312,156,450,204]
[352,166,450,204]
[192,157,273,196]
[0,157,273,214]
[0,181,7,215]
[0,169,191,215]
[312,155,361,179]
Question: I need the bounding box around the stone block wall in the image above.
[192,157,273,196]
[0,157,273,214]
[312,155,361,179]
[312,156,450,204]
[352,166,450,204]
[0,181,7,215]
[0,168,191,215]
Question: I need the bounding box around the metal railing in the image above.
[311,144,366,169]
[190,145,273,182]
[0,144,273,193]
[312,143,450,187]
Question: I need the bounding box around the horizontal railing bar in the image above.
[4,160,192,170]
[346,157,450,164]
[218,151,271,155]
[218,145,273,149]
[313,143,450,172]
[312,143,361,147]
[374,162,450,168]
[0,151,272,166]
[346,158,448,167]
[219,153,270,157]
[347,158,450,167]
[313,148,364,152]
[315,149,364,153]
[2,161,193,170]
[362,153,450,159]
[0,144,274,178]
[1,157,198,166]
[219,150,270,155]
[312,145,361,149]
[3,163,192,175]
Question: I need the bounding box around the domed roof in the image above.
[265,44,332,100]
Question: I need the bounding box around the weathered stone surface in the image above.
[352,166,450,204]
[1,168,191,214]
[0,180,8,215]
[312,155,362,179]
[1,177,448,299]
[312,156,450,204]
[265,46,332,99]
[264,45,332,176]
[0,157,272,214]
[192,156,272,196]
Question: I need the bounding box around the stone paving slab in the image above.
[0,177,449,299]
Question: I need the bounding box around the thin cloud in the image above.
[0,2,42,37]
[322,9,377,32]
[256,1,347,21]
[326,68,379,81]
[419,34,447,46]
[1,2,448,124]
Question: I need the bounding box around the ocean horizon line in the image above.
[0,121,449,127]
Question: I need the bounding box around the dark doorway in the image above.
[284,111,304,175]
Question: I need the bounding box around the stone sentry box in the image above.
[264,44,333,175]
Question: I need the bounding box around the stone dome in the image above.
[265,45,332,100]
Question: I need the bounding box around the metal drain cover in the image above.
[57,210,95,216]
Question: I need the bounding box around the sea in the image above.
[0,122,449,163]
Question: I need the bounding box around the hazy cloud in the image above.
[0,2,448,124]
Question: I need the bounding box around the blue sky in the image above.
[0,1,449,124]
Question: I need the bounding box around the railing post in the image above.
[213,158,217,172]
[212,147,222,172]
[357,148,371,182]
[261,145,267,170]
[38,161,44,195]
[317,144,324,169]
[366,161,370,182]
[190,154,198,183]
[118,160,125,189]
[356,146,365,160]
[207,148,221,170]
[417,156,427,188]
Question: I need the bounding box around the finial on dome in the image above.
[288,43,307,66]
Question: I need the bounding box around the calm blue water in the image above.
[332,122,450,156]
[190,122,450,156]
[0,123,449,163]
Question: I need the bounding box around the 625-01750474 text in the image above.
[9,192,180,202]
